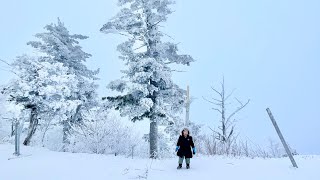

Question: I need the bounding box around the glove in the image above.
[175,146,180,152]
[192,147,196,155]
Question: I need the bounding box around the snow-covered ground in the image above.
[1,144,319,180]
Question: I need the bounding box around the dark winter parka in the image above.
[176,130,195,158]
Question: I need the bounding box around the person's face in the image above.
[183,130,188,136]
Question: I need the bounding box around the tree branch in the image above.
[0,59,11,67]
[211,87,222,97]
[150,20,163,28]
[202,96,222,106]
[225,88,236,101]
[208,126,215,133]
[133,43,147,51]
[227,99,250,122]
[212,108,222,114]
[170,69,186,73]
[162,32,175,41]
[0,59,18,75]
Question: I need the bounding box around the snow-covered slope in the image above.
[1,144,319,180]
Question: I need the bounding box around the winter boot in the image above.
[177,164,182,169]
[186,164,190,169]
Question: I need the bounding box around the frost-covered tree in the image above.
[203,77,250,155]
[68,107,144,156]
[204,77,250,144]
[2,55,79,146]
[101,0,195,158]
[27,18,99,148]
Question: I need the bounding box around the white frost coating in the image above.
[101,0,194,158]
[101,0,195,124]
[2,19,99,148]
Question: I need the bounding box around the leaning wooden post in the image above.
[266,108,298,168]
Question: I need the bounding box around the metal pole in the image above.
[266,108,298,168]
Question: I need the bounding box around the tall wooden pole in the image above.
[266,108,298,168]
[185,85,190,126]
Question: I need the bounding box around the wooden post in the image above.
[185,85,190,126]
[266,108,298,168]
[131,145,135,159]
[14,121,20,156]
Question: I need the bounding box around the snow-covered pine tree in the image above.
[1,55,79,146]
[100,0,195,158]
[27,18,99,148]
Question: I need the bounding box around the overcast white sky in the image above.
[1,0,319,154]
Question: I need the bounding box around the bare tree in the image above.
[204,77,250,145]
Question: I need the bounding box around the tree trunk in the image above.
[149,119,158,159]
[144,5,159,159]
[11,121,15,137]
[221,77,226,142]
[62,104,82,151]
[23,107,38,146]
[62,120,70,150]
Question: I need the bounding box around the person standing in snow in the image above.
[176,128,196,169]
